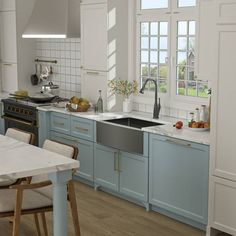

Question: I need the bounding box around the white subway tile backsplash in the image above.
[36,38,82,98]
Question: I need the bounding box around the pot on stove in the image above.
[41,82,60,96]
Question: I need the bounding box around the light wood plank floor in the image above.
[0,182,205,236]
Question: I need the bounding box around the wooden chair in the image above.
[0,128,35,188]
[0,139,81,236]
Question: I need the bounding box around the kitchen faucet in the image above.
[139,78,161,119]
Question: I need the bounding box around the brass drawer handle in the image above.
[75,126,88,132]
[53,121,65,126]
[114,152,118,171]
[86,71,100,75]
[3,63,13,66]
[165,139,191,148]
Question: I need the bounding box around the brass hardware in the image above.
[165,12,171,14]
[114,152,118,171]
[53,121,65,126]
[59,136,79,143]
[2,115,35,127]
[165,139,191,148]
[75,126,88,132]
[118,151,122,172]
[3,63,13,66]
[173,11,180,14]
[86,71,100,75]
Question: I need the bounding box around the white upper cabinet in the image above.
[0,11,17,63]
[81,3,107,71]
[0,0,15,11]
[1,63,18,92]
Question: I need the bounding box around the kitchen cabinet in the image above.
[208,1,236,235]
[0,102,4,134]
[0,0,35,93]
[50,131,94,182]
[149,134,209,230]
[38,110,50,147]
[0,0,15,11]
[94,144,148,205]
[50,112,71,136]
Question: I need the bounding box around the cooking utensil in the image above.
[31,64,39,86]
[41,82,60,96]
[9,92,56,103]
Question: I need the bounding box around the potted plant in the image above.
[108,79,138,112]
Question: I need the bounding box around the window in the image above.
[137,0,208,99]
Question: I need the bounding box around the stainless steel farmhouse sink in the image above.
[96,117,164,155]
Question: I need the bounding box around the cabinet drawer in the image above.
[71,116,94,141]
[210,177,236,235]
[50,113,70,135]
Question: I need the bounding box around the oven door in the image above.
[3,115,38,146]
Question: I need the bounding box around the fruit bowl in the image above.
[187,127,210,132]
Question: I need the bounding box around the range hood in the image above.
[22,0,80,38]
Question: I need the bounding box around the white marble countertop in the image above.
[38,106,210,145]
[0,92,9,101]
[0,135,79,179]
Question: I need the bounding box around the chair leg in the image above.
[34,213,41,236]
[12,189,23,236]
[40,213,49,236]
[68,180,81,236]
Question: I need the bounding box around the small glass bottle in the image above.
[188,112,195,127]
[194,108,200,122]
[200,105,207,122]
[97,90,103,113]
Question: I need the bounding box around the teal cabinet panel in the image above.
[50,131,94,182]
[71,116,94,141]
[38,110,50,147]
[0,103,4,135]
[149,134,209,225]
[94,144,119,191]
[119,152,148,202]
[50,112,70,135]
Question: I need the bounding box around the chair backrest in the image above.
[42,140,78,160]
[5,128,35,145]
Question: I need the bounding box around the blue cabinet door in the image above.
[50,131,94,182]
[50,112,70,135]
[94,144,119,191]
[149,134,209,226]
[119,152,148,202]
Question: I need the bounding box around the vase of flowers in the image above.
[108,79,138,112]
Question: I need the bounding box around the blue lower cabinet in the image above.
[149,134,209,229]
[119,152,148,202]
[38,110,50,147]
[50,131,94,182]
[94,144,148,203]
[94,144,119,191]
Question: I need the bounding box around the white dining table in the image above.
[0,134,80,236]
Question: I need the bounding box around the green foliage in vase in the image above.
[108,79,138,99]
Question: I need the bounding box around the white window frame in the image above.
[134,0,208,109]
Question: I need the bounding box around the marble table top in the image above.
[0,135,80,179]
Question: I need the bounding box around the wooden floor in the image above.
[0,181,205,236]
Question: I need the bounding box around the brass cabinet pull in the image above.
[165,138,191,148]
[3,63,13,66]
[118,151,122,172]
[86,71,100,75]
[59,136,78,143]
[114,152,118,171]
[75,126,88,133]
[53,121,65,126]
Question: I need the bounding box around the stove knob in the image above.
[24,111,29,115]
[29,111,33,116]
[20,109,24,113]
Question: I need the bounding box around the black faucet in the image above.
[139,79,161,119]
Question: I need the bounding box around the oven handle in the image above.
[2,115,35,127]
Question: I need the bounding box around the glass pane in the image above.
[151,22,158,35]
[159,80,167,93]
[141,64,149,76]
[159,65,168,79]
[177,66,187,80]
[178,21,187,35]
[177,81,186,95]
[189,21,196,35]
[159,51,167,64]
[177,37,187,50]
[141,37,149,49]
[150,65,158,77]
[189,37,195,51]
[141,22,149,35]
[150,51,158,63]
[187,52,195,67]
[177,52,187,65]
[141,0,168,10]
[141,51,149,63]
[187,81,197,96]
[160,22,168,35]
[160,37,168,50]
[150,37,158,49]
[188,68,195,80]
[198,83,208,98]
[178,0,196,7]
